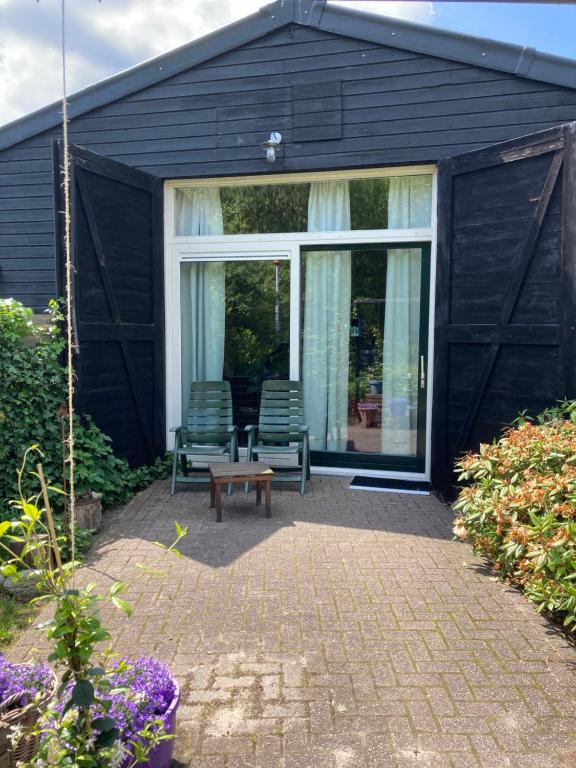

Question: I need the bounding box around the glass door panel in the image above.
[180,259,290,443]
[300,243,430,472]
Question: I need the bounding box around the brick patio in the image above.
[11,476,576,767]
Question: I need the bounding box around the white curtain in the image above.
[178,188,225,421]
[381,176,430,455]
[303,181,351,451]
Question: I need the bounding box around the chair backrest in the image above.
[185,381,232,444]
[258,380,304,442]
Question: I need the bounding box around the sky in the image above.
[0,0,574,128]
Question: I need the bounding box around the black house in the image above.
[1,0,575,493]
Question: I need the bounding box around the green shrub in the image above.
[0,299,170,515]
[454,400,576,628]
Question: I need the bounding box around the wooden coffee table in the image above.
[209,462,274,522]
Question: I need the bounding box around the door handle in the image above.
[420,355,426,389]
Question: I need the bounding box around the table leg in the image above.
[256,480,261,505]
[215,482,223,523]
[265,479,271,518]
[210,479,215,509]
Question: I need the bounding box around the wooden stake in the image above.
[36,463,64,577]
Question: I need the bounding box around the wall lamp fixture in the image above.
[261,132,282,163]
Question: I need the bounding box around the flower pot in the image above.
[9,535,53,570]
[75,492,102,532]
[0,667,57,768]
[369,380,382,395]
[0,569,45,600]
[121,677,180,768]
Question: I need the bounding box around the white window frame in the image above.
[164,165,438,481]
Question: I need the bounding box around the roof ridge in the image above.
[0,0,574,152]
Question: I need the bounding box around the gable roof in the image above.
[1,0,576,152]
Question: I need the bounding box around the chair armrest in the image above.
[227,425,238,434]
[245,425,257,434]
[170,426,183,449]
[299,425,309,433]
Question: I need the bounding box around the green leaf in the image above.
[22,503,41,521]
[47,485,67,496]
[0,521,11,537]
[95,728,120,748]
[92,716,116,732]
[71,680,95,707]
[37,619,56,630]
[111,597,133,616]
[109,581,125,597]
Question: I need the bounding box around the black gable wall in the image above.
[2,24,576,310]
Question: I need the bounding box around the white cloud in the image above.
[0,0,436,128]
[337,1,434,24]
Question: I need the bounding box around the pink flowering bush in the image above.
[453,401,576,628]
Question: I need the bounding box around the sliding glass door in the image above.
[167,167,435,475]
[180,258,291,442]
[301,243,430,472]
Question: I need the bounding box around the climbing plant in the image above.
[0,299,169,516]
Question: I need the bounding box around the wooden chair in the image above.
[170,381,238,495]
[246,380,310,495]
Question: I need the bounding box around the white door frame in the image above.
[164,167,438,481]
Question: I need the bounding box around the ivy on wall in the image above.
[0,299,169,516]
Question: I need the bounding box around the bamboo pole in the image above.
[36,463,64,578]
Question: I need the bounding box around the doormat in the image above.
[349,476,431,495]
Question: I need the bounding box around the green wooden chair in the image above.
[170,381,238,496]
[245,380,310,495]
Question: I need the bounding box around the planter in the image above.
[0,569,44,600]
[121,677,180,768]
[369,380,382,395]
[0,668,57,768]
[75,492,102,532]
[9,535,53,571]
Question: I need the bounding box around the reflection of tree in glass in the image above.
[350,178,389,230]
[221,185,309,234]
[219,177,389,234]
[348,249,388,406]
[223,261,290,380]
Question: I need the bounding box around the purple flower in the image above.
[57,656,175,747]
[0,655,52,709]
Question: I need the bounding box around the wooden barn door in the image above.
[433,123,576,494]
[55,143,164,467]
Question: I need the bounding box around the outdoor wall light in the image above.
[261,132,282,163]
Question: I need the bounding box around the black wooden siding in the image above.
[2,24,576,310]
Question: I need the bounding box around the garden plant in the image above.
[0,446,187,767]
[0,298,170,517]
[454,400,576,628]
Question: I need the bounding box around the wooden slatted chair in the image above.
[246,380,310,495]
[170,381,238,496]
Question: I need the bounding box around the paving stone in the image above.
[201,736,254,755]
[213,675,255,689]
[8,478,576,768]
